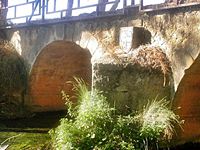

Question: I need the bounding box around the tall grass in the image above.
[137,99,182,149]
[50,78,182,150]
[139,99,180,139]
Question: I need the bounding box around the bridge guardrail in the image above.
[0,0,200,28]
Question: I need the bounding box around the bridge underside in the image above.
[29,41,92,111]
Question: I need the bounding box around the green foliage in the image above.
[108,115,141,150]
[50,78,114,149]
[50,78,182,150]
[0,132,51,150]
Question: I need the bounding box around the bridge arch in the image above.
[173,53,200,141]
[28,40,92,112]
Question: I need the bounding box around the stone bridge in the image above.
[1,3,200,141]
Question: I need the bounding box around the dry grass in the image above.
[97,44,171,75]
[127,45,171,75]
[98,44,172,86]
[138,98,181,140]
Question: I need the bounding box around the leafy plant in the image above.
[50,78,182,150]
[50,78,114,149]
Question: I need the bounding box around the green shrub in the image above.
[50,78,114,149]
[50,78,182,150]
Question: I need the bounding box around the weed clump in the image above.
[137,99,182,149]
[50,78,182,150]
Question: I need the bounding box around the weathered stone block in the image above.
[119,26,151,53]
[93,63,174,114]
[93,45,174,114]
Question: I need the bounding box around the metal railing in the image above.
[6,0,41,20]
[0,0,200,28]
[2,0,138,25]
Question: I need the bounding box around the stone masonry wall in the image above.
[3,5,200,90]
[93,63,174,114]
[143,7,200,89]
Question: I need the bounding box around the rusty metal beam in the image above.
[42,0,45,20]
[66,0,73,16]
[1,0,7,8]
[97,0,108,13]
[110,0,120,11]
[78,0,80,8]
[131,0,135,5]
[28,0,41,22]
[139,0,143,10]
[123,0,127,8]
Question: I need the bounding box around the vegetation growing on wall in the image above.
[104,45,171,74]
[50,78,181,150]
[97,44,172,87]
[95,44,171,84]
[0,40,27,118]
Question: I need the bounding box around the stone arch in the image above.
[173,53,200,141]
[29,40,92,112]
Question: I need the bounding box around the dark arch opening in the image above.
[29,41,92,112]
